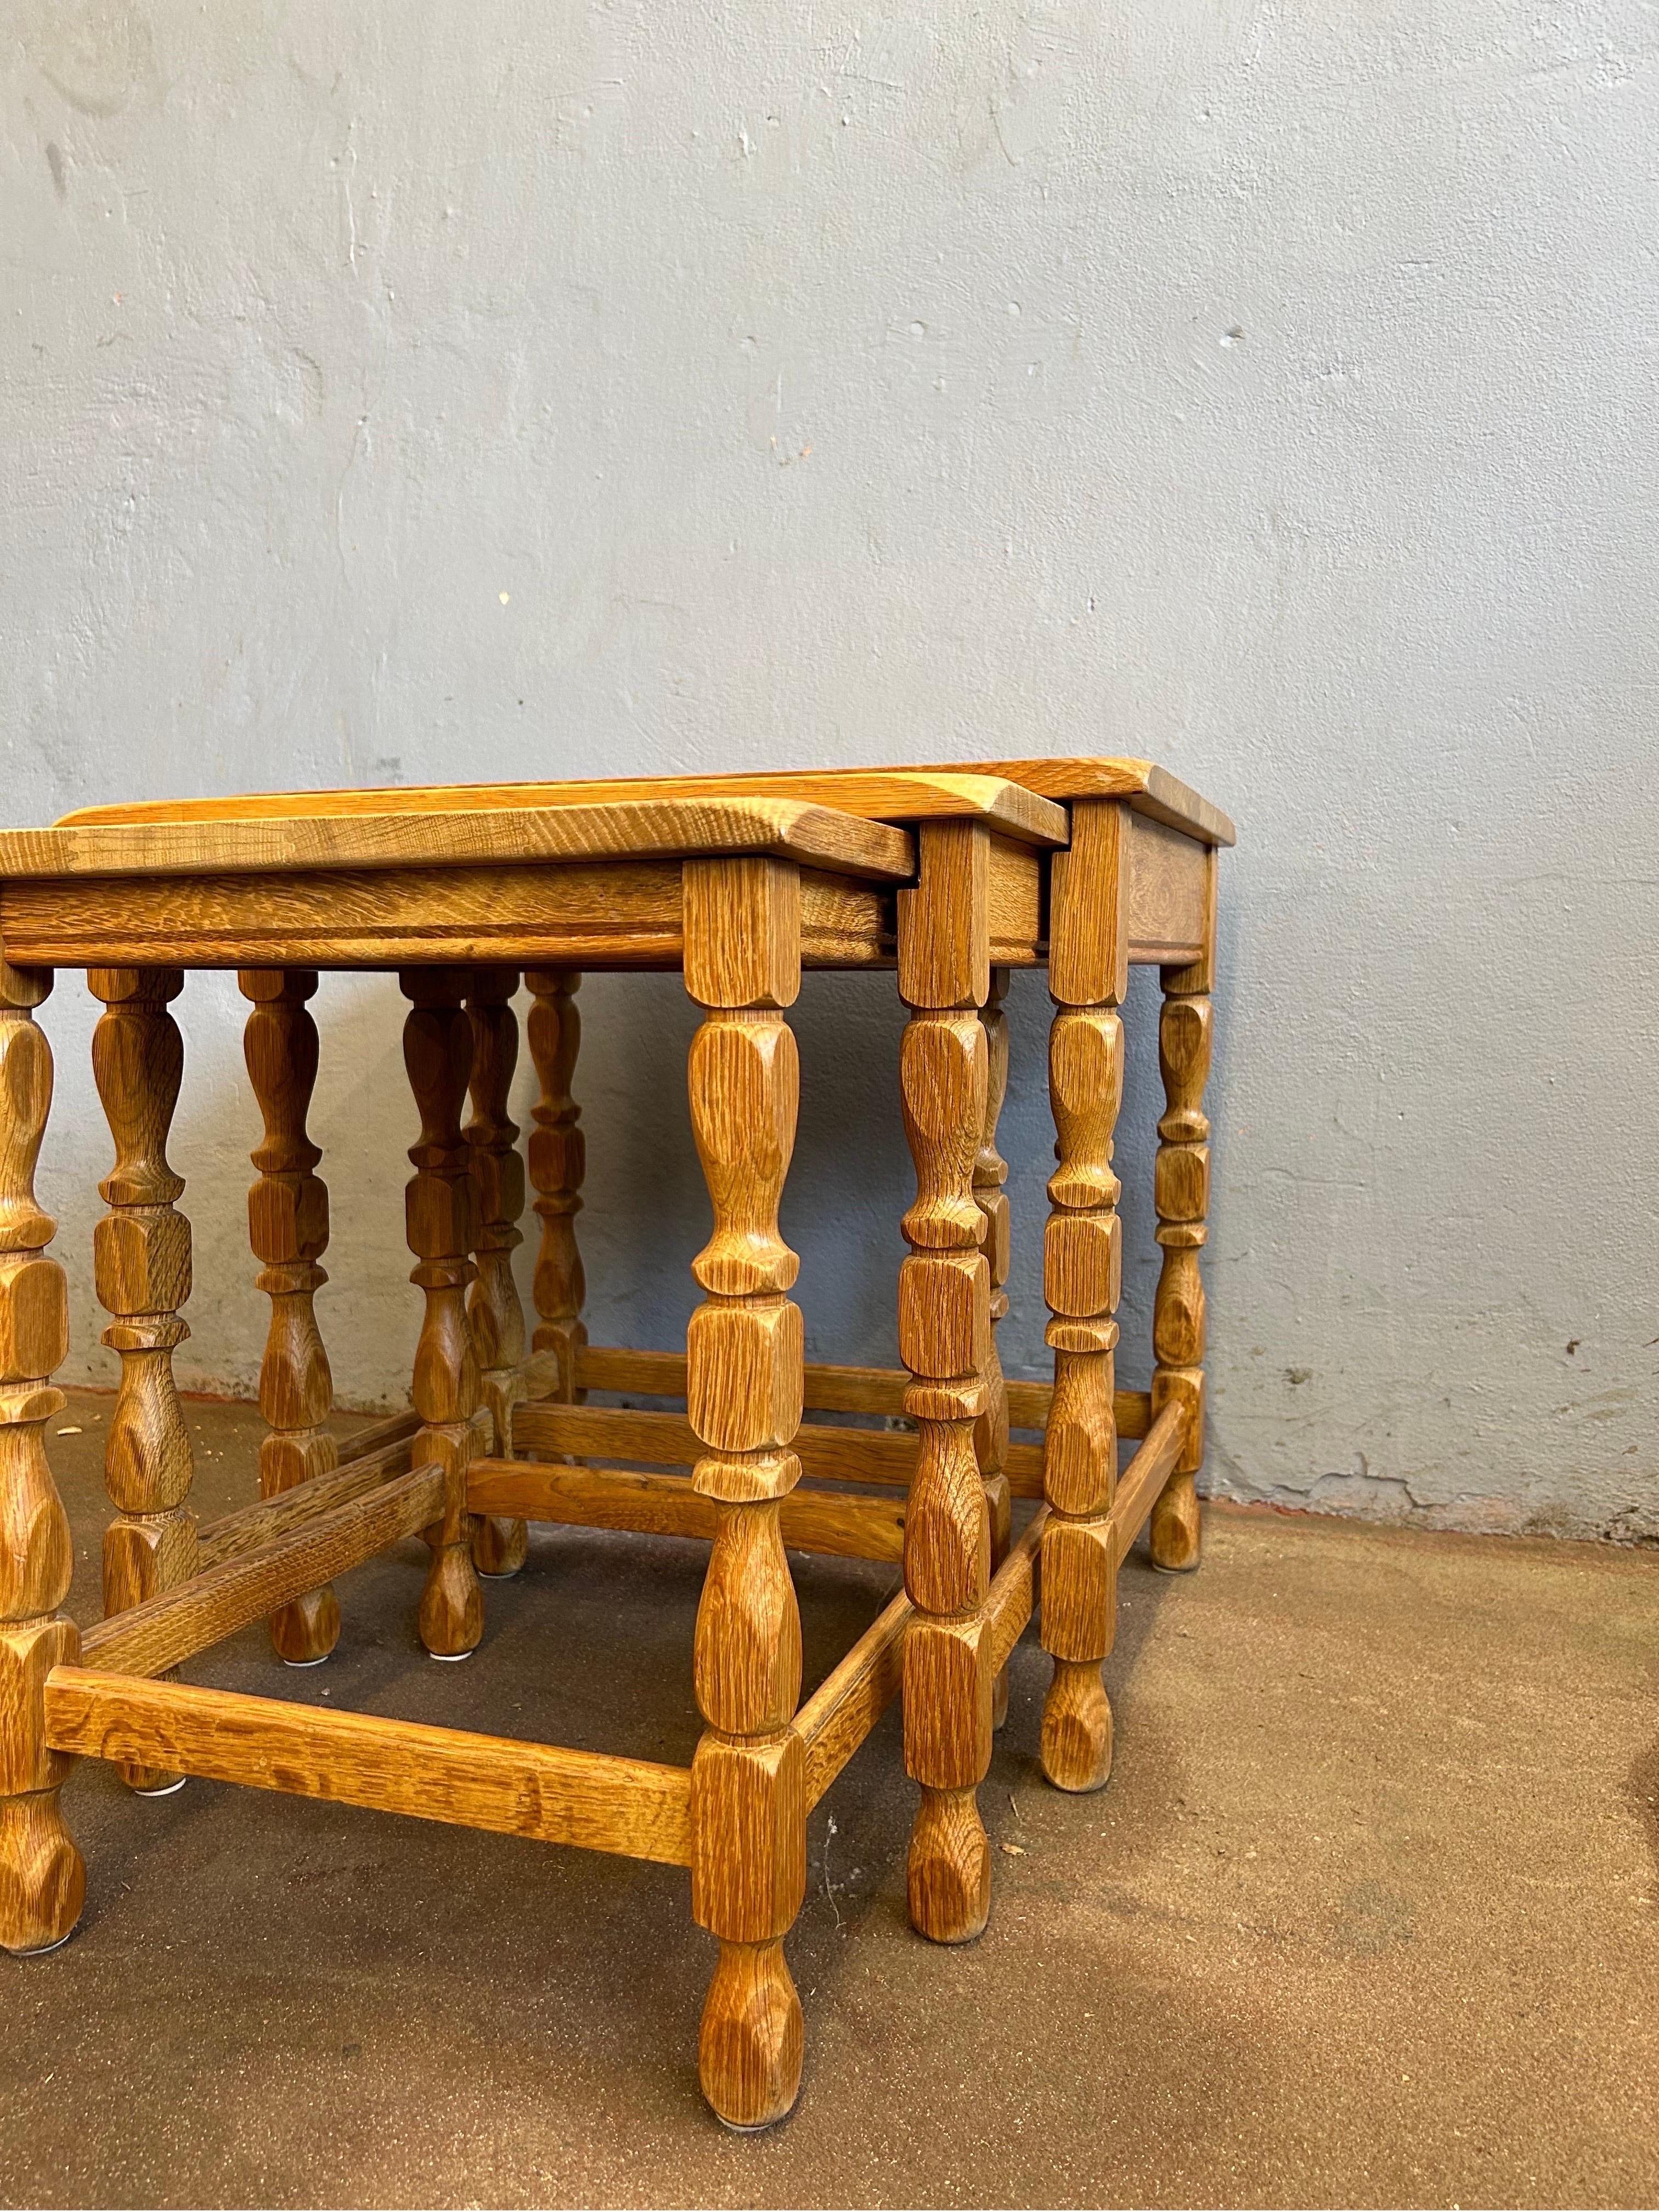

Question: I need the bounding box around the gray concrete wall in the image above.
[4,1,1655,1540]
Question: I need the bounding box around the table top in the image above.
[0,793,920,882]
[53,758,1233,848]
[57,770,1065,848]
[922,758,1234,846]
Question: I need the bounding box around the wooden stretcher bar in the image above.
[794,1587,911,1810]
[1110,1403,1188,1551]
[569,1342,1154,1442]
[192,1405,486,1571]
[195,1431,418,1569]
[513,1400,1049,1500]
[467,1458,906,1564]
[987,1509,1049,1677]
[81,1465,444,1679]
[42,1670,694,1866]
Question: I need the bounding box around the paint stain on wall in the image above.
[25,0,156,119]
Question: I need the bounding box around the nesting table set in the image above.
[0,757,1232,2128]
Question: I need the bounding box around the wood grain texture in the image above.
[798,870,894,966]
[1124,811,1209,966]
[1,863,891,973]
[1110,1404,1189,1555]
[0,966,84,1953]
[794,1587,910,1809]
[1150,873,1217,1572]
[898,817,990,1014]
[986,1508,1047,1677]
[1049,799,1130,1011]
[4,862,683,972]
[1160,842,1218,1002]
[78,1464,444,1681]
[524,971,588,1410]
[464,968,529,1577]
[513,1399,1049,1499]
[1040,801,1127,1796]
[985,837,1043,966]
[976,970,1014,1729]
[684,858,806,2130]
[684,857,801,1012]
[8,795,915,882]
[89,966,197,1789]
[196,1430,417,1569]
[565,1343,1151,1441]
[399,971,486,1657]
[910,756,1236,847]
[59,769,1063,848]
[466,1459,905,1564]
[44,1668,693,1866]
[896,820,995,1947]
[240,968,341,1664]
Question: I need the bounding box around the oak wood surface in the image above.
[977,969,1014,1728]
[8,796,914,883]
[0,964,84,1953]
[682,857,808,2129]
[399,971,485,1657]
[986,1508,1047,1677]
[985,838,1043,965]
[913,756,1236,846]
[1124,811,1210,966]
[1040,799,1128,1794]
[90,966,198,1787]
[525,971,588,1402]
[0,863,892,973]
[895,819,996,1947]
[1150,853,1217,1571]
[314,1405,424,1460]
[194,1430,417,1570]
[467,1458,906,1564]
[78,1464,443,1680]
[794,1587,910,1810]
[58,771,1064,849]
[465,967,529,1577]
[566,1342,1152,1440]
[512,1400,1049,1501]
[240,968,341,1662]
[43,1668,694,1866]
[1111,1403,1189,1554]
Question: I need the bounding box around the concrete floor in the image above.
[3,1391,1657,2210]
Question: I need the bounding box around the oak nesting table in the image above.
[0,761,1232,2129]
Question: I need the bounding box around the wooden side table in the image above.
[907,756,1234,1789]
[0,761,1232,2128]
[0,785,1020,2128]
[134,755,1237,1807]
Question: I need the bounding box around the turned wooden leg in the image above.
[683,859,806,2130]
[465,968,529,1578]
[90,966,198,1791]
[974,969,1014,1730]
[400,970,484,1660]
[525,970,586,1403]
[0,963,84,1955]
[240,969,341,1665]
[1039,802,1127,1794]
[1150,853,1216,1572]
[898,822,994,1944]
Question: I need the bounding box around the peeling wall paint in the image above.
[3,2,1655,1541]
